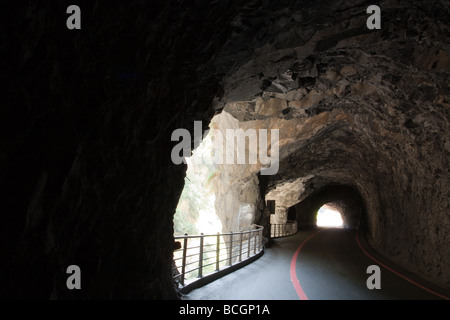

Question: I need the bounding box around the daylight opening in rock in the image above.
[173,131,222,236]
[316,205,343,228]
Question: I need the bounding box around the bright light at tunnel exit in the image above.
[316,206,343,228]
[173,130,223,236]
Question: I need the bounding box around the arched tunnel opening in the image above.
[316,205,343,228]
[173,128,222,237]
[2,1,449,300]
[290,185,367,231]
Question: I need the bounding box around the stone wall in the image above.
[208,111,262,233]
[1,1,241,299]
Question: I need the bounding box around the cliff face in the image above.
[1,0,449,298]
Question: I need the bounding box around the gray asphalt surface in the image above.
[183,228,446,300]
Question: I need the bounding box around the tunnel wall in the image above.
[1,1,240,299]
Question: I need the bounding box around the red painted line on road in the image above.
[355,232,449,300]
[290,229,326,300]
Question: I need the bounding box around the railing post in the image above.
[259,229,263,251]
[247,231,251,258]
[216,233,220,271]
[239,232,243,262]
[254,230,257,254]
[228,232,233,266]
[199,233,204,278]
[181,234,188,286]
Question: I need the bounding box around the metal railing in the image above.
[270,220,297,238]
[172,225,264,289]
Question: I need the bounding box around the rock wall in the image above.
[208,111,262,233]
[1,1,240,299]
[215,0,450,289]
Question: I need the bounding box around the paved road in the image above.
[183,228,448,300]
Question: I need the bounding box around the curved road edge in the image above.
[290,227,449,300]
[355,230,450,300]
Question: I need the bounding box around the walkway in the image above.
[183,228,448,300]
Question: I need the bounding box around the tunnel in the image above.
[1,1,449,300]
[293,185,366,230]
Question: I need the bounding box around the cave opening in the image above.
[173,128,222,236]
[293,185,366,230]
[316,204,343,228]
[173,109,266,238]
